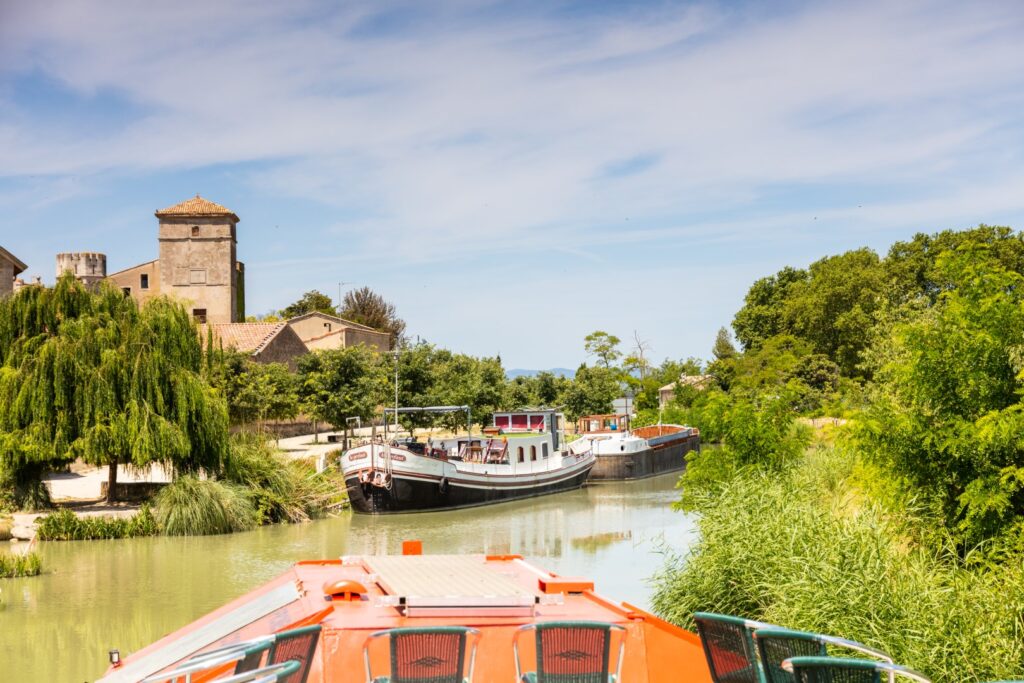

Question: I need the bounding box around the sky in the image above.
[2,0,1023,370]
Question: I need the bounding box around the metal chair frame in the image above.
[693,612,777,683]
[362,625,481,683]
[780,657,931,683]
[753,628,895,683]
[513,620,626,683]
[216,661,302,683]
[141,647,264,683]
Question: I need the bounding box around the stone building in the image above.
[287,311,391,352]
[56,252,107,287]
[659,374,714,408]
[107,195,245,324]
[0,246,28,297]
[204,322,308,369]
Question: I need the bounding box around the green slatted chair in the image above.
[753,628,893,683]
[142,643,274,683]
[265,625,322,683]
[693,612,777,683]
[218,661,302,683]
[363,626,481,683]
[781,657,931,683]
[514,620,626,683]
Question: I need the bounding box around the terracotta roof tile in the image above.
[155,195,238,221]
[204,322,286,354]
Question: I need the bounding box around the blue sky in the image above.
[2,0,1023,369]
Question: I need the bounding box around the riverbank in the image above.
[0,473,693,681]
[652,438,1024,682]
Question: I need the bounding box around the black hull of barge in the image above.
[589,434,701,481]
[345,468,593,514]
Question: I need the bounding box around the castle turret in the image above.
[57,252,107,287]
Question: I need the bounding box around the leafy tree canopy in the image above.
[0,275,229,507]
[340,286,406,347]
[280,290,337,319]
[583,330,622,369]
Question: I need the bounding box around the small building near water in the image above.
[204,322,308,369]
[287,311,391,352]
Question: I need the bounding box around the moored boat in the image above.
[97,546,711,683]
[342,407,595,514]
[572,414,700,480]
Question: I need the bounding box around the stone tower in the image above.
[154,195,245,324]
[56,252,107,287]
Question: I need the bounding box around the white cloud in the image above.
[2,0,1023,364]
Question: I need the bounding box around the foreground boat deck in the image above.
[99,552,712,682]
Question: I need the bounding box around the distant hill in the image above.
[506,367,575,379]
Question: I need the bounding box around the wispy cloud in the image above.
[2,0,1023,365]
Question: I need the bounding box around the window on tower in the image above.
[191,226,200,237]
[193,308,207,323]
[140,273,149,289]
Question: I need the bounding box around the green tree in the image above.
[783,248,885,376]
[861,243,1024,547]
[211,351,299,426]
[297,346,387,430]
[340,286,406,347]
[280,290,337,319]
[712,327,737,361]
[732,266,808,351]
[583,331,622,369]
[0,275,229,507]
[562,364,620,421]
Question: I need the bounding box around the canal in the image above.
[0,473,696,682]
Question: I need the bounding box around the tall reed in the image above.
[0,551,42,578]
[653,447,1024,682]
[153,475,256,536]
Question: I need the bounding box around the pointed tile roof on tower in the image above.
[155,194,239,221]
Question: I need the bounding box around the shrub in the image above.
[0,550,42,578]
[222,434,346,524]
[653,448,1024,683]
[36,506,159,541]
[154,475,256,536]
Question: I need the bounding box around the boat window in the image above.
[517,446,524,463]
[511,414,528,430]
[542,443,549,458]
[530,415,545,430]
[530,445,537,461]
[494,415,510,429]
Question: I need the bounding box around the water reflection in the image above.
[0,472,694,682]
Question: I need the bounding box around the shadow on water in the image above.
[0,472,695,682]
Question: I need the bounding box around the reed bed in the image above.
[653,447,1024,683]
[36,506,159,541]
[0,550,42,578]
[153,475,256,536]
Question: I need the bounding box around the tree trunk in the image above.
[106,458,118,504]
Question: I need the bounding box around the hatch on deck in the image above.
[361,555,539,617]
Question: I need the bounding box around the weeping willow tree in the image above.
[0,275,229,508]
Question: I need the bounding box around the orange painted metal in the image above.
[401,539,423,555]
[322,579,366,601]
[105,555,713,683]
[537,576,596,594]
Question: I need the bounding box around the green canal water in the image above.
[0,473,696,682]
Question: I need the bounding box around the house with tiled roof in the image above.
[287,311,391,352]
[203,322,308,369]
[0,246,28,297]
[107,195,245,324]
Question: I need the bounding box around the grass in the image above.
[0,550,42,578]
[223,433,347,524]
[653,446,1024,683]
[153,475,256,536]
[36,506,159,541]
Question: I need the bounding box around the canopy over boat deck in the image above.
[99,549,711,682]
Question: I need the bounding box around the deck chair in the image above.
[217,661,302,683]
[781,657,931,683]
[141,643,274,683]
[693,612,777,683]
[362,626,481,683]
[753,628,893,683]
[185,624,321,682]
[514,620,626,683]
[265,624,322,683]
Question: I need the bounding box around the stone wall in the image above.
[158,217,239,324]
[345,327,391,351]
[0,260,12,297]
[253,325,309,369]
[107,260,161,307]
